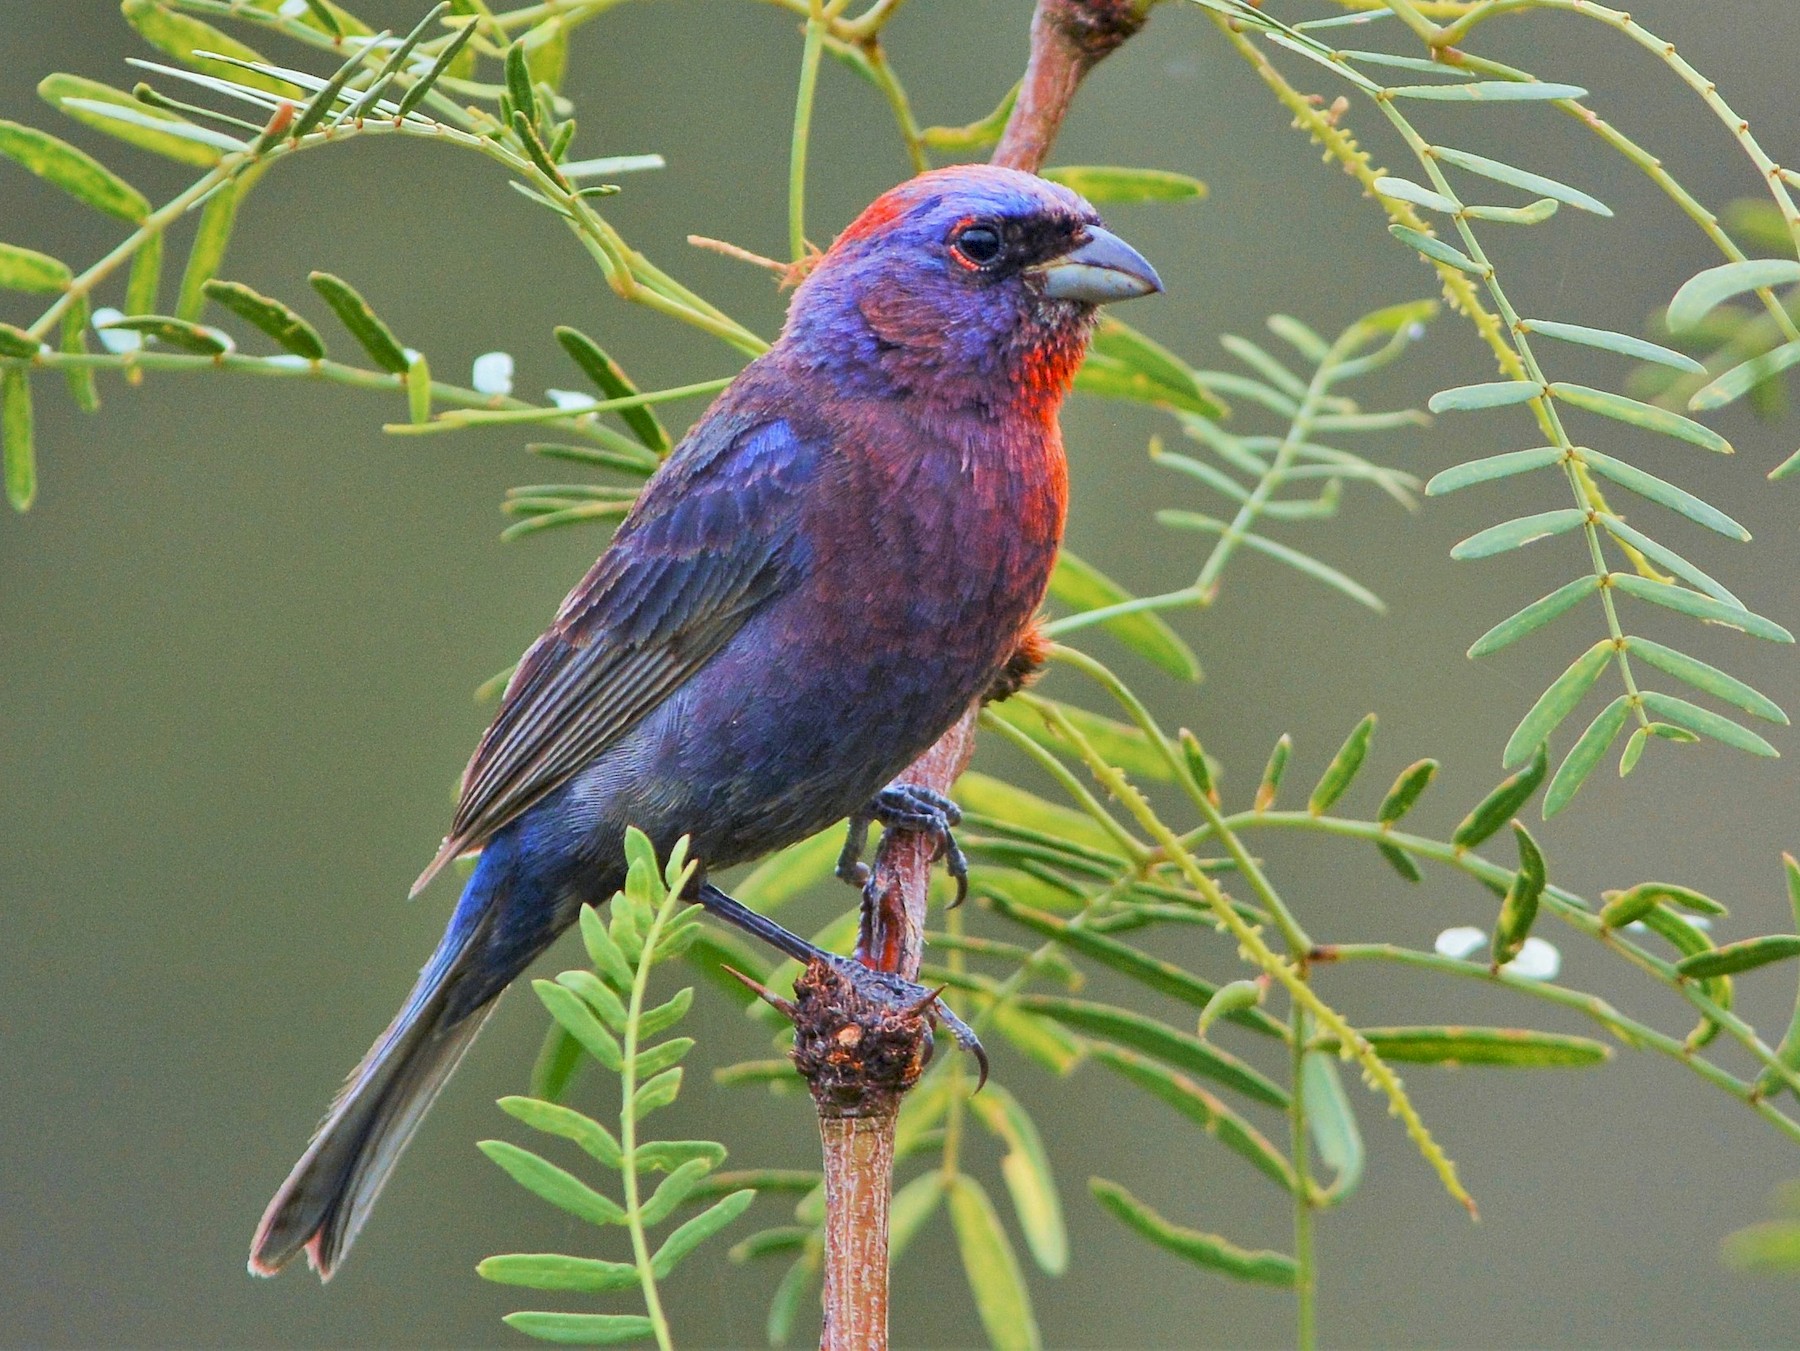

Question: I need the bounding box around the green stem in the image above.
[620,871,686,1351]
[1230,810,1800,1100]
[1325,943,1800,1147]
[1290,1003,1317,1351]
[1372,95,1651,728]
[789,9,828,261]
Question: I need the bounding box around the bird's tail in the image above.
[248,888,501,1281]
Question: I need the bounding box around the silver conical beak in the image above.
[1031,226,1163,304]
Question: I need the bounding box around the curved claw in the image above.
[930,998,989,1090]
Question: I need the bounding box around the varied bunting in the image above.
[249,164,1160,1279]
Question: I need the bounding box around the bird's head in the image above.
[781,164,1161,416]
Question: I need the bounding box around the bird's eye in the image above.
[952,225,1003,268]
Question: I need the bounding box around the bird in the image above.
[248,163,1161,1280]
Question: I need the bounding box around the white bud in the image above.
[471,350,514,396]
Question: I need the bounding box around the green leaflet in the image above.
[1090,1178,1297,1286]
[1576,446,1747,539]
[1157,510,1384,610]
[1452,743,1548,849]
[478,1253,639,1292]
[0,119,148,221]
[0,242,71,294]
[1048,548,1201,680]
[1425,447,1562,496]
[1543,695,1631,818]
[1256,732,1292,811]
[1503,640,1611,769]
[126,231,162,315]
[1677,936,1800,980]
[1430,144,1612,215]
[1602,882,1728,923]
[1389,224,1482,275]
[0,323,37,358]
[1468,576,1600,657]
[1550,381,1732,454]
[1017,995,1288,1107]
[1076,316,1225,419]
[1492,822,1546,965]
[1378,758,1438,824]
[1451,509,1586,560]
[1302,1051,1364,1200]
[1610,574,1793,643]
[1640,692,1779,758]
[1389,80,1586,102]
[1372,174,1457,215]
[947,1174,1040,1351]
[1518,318,1703,373]
[501,1312,656,1344]
[982,892,1285,1036]
[120,0,293,97]
[1722,1221,1800,1273]
[651,1190,756,1278]
[1461,199,1559,225]
[3,366,34,512]
[1628,639,1787,724]
[1690,340,1800,412]
[1317,1027,1611,1067]
[1601,516,1743,610]
[958,771,1123,857]
[1378,840,1423,882]
[1667,258,1800,333]
[97,314,228,355]
[555,326,672,455]
[1428,380,1542,412]
[499,1095,622,1167]
[1309,714,1376,814]
[986,696,1176,782]
[308,271,409,373]
[479,1140,626,1226]
[176,182,240,322]
[528,1025,584,1104]
[1753,853,1800,1100]
[920,80,1017,150]
[970,1084,1068,1276]
[1091,1044,1295,1191]
[39,73,222,166]
[396,15,479,119]
[534,979,622,1071]
[202,280,325,359]
[1043,165,1206,203]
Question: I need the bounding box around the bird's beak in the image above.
[1031,226,1163,304]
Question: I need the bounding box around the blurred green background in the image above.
[5,1,1800,1345]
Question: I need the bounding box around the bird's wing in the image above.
[412,411,823,894]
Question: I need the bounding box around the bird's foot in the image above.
[696,881,986,1086]
[835,783,969,907]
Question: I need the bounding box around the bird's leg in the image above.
[694,881,987,1084]
[837,783,970,907]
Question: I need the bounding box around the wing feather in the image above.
[411,411,821,894]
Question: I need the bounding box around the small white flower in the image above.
[92,307,141,354]
[1688,914,1713,931]
[277,0,308,17]
[546,387,597,411]
[1434,925,1486,960]
[472,351,514,397]
[263,354,311,370]
[1506,936,1562,981]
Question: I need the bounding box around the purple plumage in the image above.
[250,165,1160,1279]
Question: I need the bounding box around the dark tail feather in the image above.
[249,908,498,1281]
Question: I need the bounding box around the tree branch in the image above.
[791,3,1155,1347]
